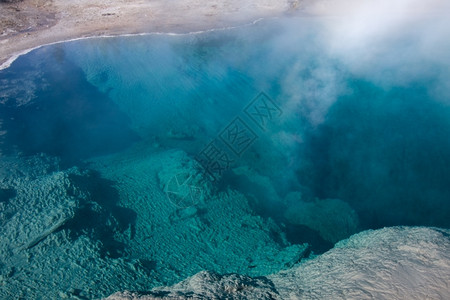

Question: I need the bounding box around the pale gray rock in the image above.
[106,226,450,300]
[108,271,279,300]
[272,227,450,299]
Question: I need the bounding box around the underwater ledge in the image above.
[106,226,450,299]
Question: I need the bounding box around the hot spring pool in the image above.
[1,17,450,298]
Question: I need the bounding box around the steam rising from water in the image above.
[1,0,450,251]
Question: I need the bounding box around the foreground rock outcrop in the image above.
[107,226,450,299]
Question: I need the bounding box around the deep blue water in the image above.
[0,47,139,164]
[1,16,450,298]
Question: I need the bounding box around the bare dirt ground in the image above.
[0,0,301,69]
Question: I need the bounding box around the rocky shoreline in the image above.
[0,0,300,70]
[106,227,450,299]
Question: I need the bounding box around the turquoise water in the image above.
[1,17,450,298]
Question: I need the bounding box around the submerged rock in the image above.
[284,192,360,244]
[0,157,85,252]
[157,150,212,208]
[0,154,151,299]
